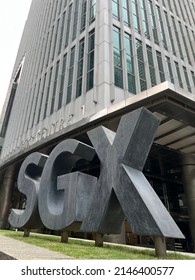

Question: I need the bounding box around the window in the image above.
[172,17,183,60]
[172,0,179,17]
[166,0,172,12]
[41,32,49,72]
[124,33,136,93]
[44,68,53,119]
[65,5,72,48]
[58,0,63,15]
[136,39,147,91]
[146,46,156,87]
[112,0,120,20]
[46,26,54,67]
[113,26,123,89]
[179,21,191,64]
[52,19,60,60]
[140,0,150,38]
[86,29,95,91]
[52,0,59,22]
[58,54,67,109]
[186,1,194,26]
[37,73,47,124]
[178,1,185,23]
[148,0,158,44]
[156,51,165,82]
[174,62,183,88]
[164,12,176,55]
[165,57,174,83]
[76,39,85,98]
[25,86,34,132]
[183,67,191,93]
[156,5,167,50]
[32,79,41,126]
[67,47,75,103]
[64,0,67,9]
[186,27,195,63]
[122,0,130,26]
[191,71,195,88]
[58,12,66,54]
[50,61,60,114]
[89,0,96,23]
[131,0,140,33]
[72,0,79,41]
[80,0,87,32]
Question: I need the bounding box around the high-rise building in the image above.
[0,0,195,251]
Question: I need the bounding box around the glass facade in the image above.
[32,1,96,116]
[111,0,195,95]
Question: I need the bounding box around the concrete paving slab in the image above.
[0,235,72,260]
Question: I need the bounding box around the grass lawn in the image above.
[0,230,194,260]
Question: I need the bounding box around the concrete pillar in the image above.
[95,233,104,247]
[23,228,31,237]
[182,154,195,252]
[154,236,166,257]
[61,231,69,243]
[0,165,15,229]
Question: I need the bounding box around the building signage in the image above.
[8,108,184,239]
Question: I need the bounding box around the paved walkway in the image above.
[0,235,72,260]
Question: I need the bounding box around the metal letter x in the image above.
[81,108,184,239]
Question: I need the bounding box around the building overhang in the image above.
[1,81,195,171]
[93,81,195,155]
[147,84,195,155]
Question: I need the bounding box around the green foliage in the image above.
[0,230,194,260]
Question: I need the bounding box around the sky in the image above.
[0,0,32,115]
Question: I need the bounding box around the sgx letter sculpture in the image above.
[81,108,183,238]
[9,108,184,240]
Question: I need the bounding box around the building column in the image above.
[94,0,113,105]
[0,165,15,229]
[182,154,195,252]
